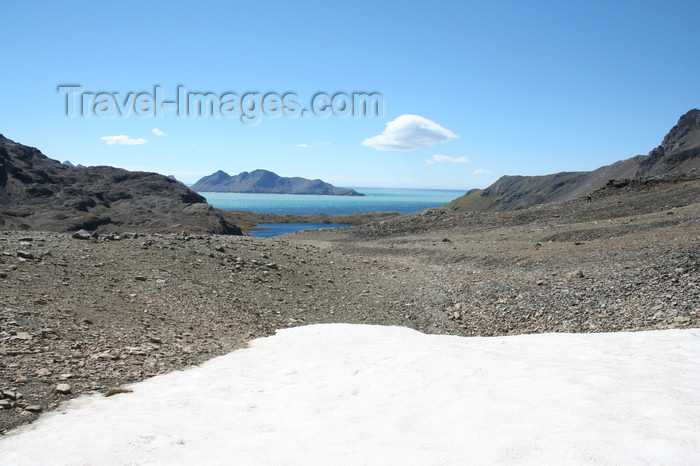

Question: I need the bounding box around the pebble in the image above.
[104,388,134,397]
[2,390,19,400]
[71,230,92,240]
[56,384,72,394]
[16,251,35,260]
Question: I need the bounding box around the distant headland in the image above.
[191,169,364,196]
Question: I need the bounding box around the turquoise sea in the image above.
[201,188,465,237]
[202,188,464,216]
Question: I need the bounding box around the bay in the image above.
[202,188,465,237]
[202,188,464,216]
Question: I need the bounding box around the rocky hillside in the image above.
[0,135,241,235]
[446,109,700,211]
[295,168,699,335]
[192,169,364,196]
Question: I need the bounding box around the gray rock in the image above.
[56,383,72,394]
[71,229,93,240]
[2,390,18,400]
[12,332,33,341]
[16,251,35,260]
[104,388,134,397]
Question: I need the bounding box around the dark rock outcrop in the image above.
[637,109,700,175]
[447,109,700,211]
[192,169,364,196]
[0,135,242,235]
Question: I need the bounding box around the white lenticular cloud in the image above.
[152,128,167,136]
[362,114,458,151]
[473,169,492,175]
[425,154,470,165]
[100,135,147,146]
[295,143,309,148]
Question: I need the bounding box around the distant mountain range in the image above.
[191,169,364,196]
[446,109,700,212]
[62,161,87,168]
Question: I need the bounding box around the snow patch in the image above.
[2,324,699,464]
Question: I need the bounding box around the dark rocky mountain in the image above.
[191,169,364,196]
[446,109,700,211]
[0,135,241,235]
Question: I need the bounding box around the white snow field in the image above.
[2,324,699,465]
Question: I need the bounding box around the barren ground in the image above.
[1,175,698,433]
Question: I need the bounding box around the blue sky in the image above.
[1,0,698,190]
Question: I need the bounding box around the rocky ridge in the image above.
[0,135,241,235]
[446,109,700,211]
[295,170,699,336]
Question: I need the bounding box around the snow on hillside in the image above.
[2,324,699,465]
